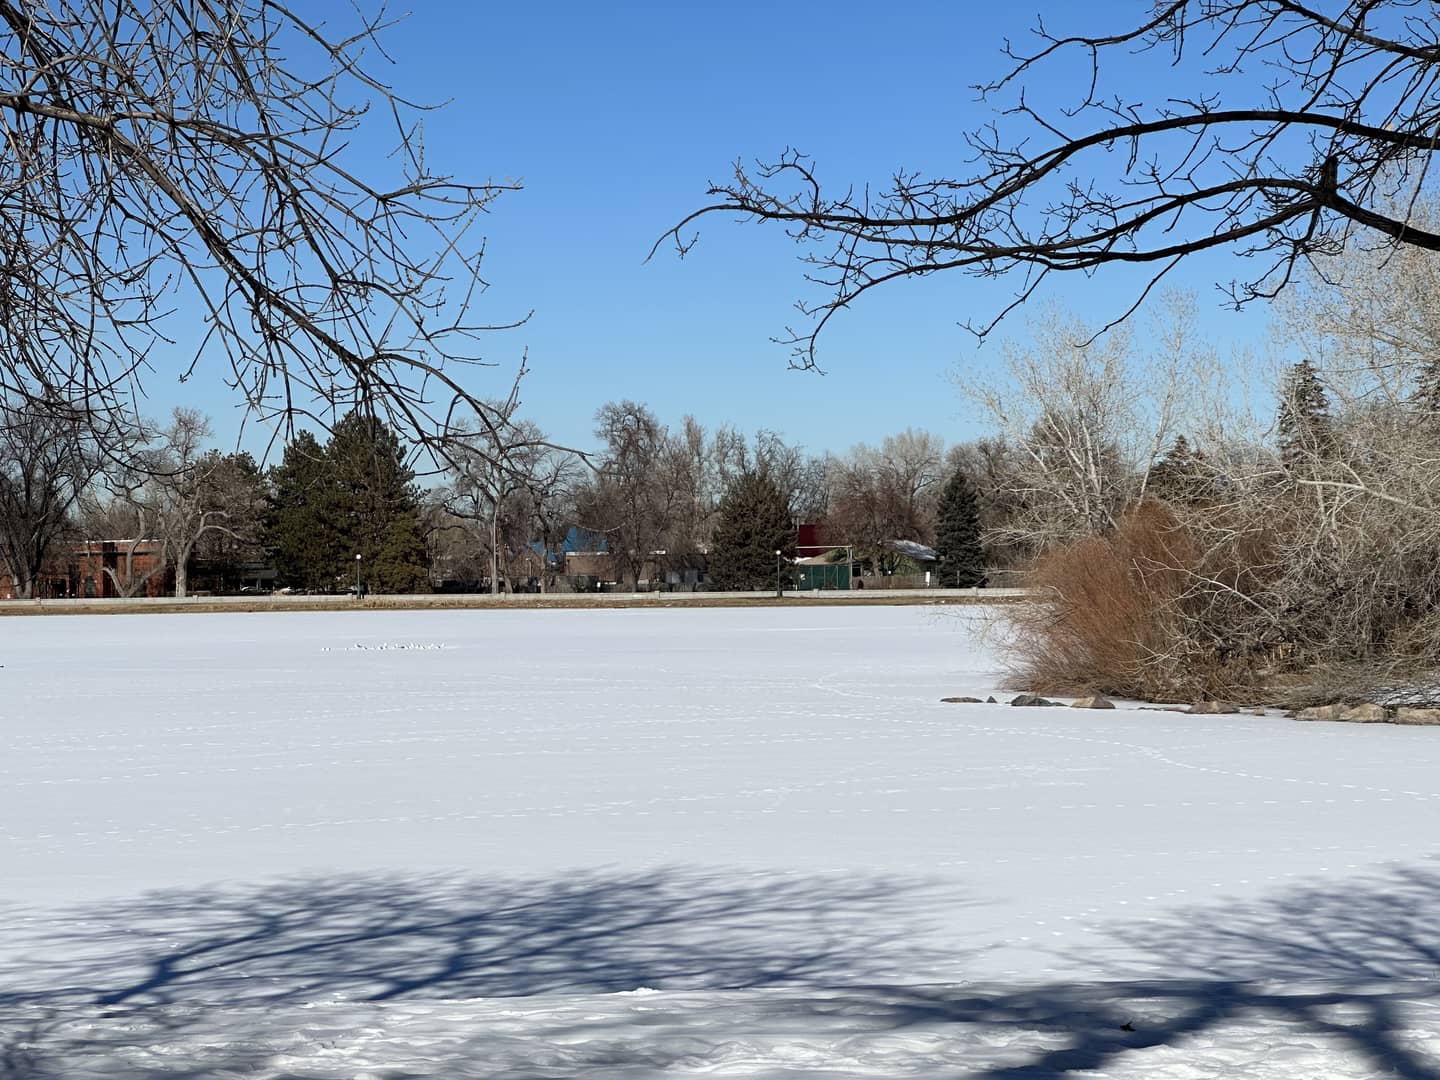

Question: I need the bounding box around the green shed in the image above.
[795,560,851,590]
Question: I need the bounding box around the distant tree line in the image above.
[0,397,999,598]
[0,406,428,598]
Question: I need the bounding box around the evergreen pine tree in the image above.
[325,411,430,593]
[266,415,430,593]
[1415,356,1440,417]
[1149,434,1210,505]
[267,430,337,591]
[1277,359,1334,470]
[934,468,986,588]
[707,471,795,591]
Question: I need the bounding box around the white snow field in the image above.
[3,605,1440,1078]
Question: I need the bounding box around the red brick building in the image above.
[0,540,173,599]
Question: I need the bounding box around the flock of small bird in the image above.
[321,642,448,652]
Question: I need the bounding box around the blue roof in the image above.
[529,526,608,559]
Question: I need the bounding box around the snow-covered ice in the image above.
[3,605,1439,1077]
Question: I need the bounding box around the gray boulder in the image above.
[1395,707,1440,725]
[940,696,984,703]
[1187,701,1239,715]
[1010,693,1058,707]
[1070,695,1115,709]
[1340,703,1390,723]
[1295,703,1348,721]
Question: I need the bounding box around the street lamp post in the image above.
[775,549,782,599]
[355,553,362,598]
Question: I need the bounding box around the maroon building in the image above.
[1,540,173,599]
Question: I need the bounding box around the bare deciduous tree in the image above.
[446,424,531,596]
[78,494,168,598]
[662,416,717,562]
[0,1,520,450]
[517,443,583,593]
[151,410,267,597]
[444,409,582,594]
[90,408,268,596]
[0,401,103,597]
[713,428,828,525]
[578,402,678,588]
[1275,196,1440,413]
[660,1,1440,365]
[826,429,946,571]
[956,301,1212,556]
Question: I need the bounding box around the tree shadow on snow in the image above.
[768,861,1440,1078]
[6,863,1440,1076]
[0,868,947,1010]
[0,867,953,1076]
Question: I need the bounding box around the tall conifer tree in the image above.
[1277,359,1334,470]
[1149,434,1212,505]
[708,472,795,591]
[267,414,429,592]
[934,469,986,588]
[326,411,429,594]
[1416,356,1440,418]
[267,430,336,591]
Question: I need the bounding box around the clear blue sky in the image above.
[172,1,1271,460]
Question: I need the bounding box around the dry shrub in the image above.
[1001,500,1253,700]
[1003,482,1440,705]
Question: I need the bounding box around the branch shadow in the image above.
[760,861,1440,1078]
[2,867,954,1009]
[0,866,955,1076]
[7,863,1440,1077]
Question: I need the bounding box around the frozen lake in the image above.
[3,605,1439,1077]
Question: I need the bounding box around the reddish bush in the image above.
[1001,501,1232,700]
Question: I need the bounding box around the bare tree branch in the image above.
[0,1,524,454]
[659,1,1440,367]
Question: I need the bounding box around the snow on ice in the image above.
[2,605,1439,1077]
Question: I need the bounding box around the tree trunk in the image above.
[489,510,500,595]
[106,540,166,598]
[105,563,143,598]
[173,538,194,598]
